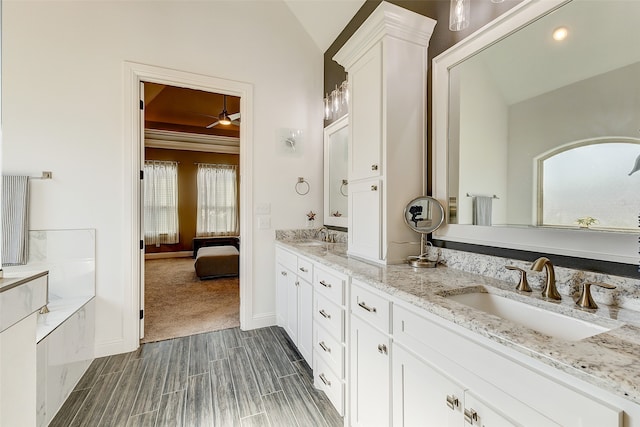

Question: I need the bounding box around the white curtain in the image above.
[144,160,179,245]
[196,164,238,236]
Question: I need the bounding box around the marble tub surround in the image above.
[0,271,48,332]
[275,228,347,244]
[425,246,640,312]
[276,238,640,406]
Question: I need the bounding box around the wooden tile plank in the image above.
[241,412,270,427]
[97,358,147,427]
[207,330,227,361]
[102,351,132,374]
[262,391,298,427]
[156,390,186,427]
[189,333,211,376]
[70,372,122,427]
[126,411,158,427]
[269,326,303,362]
[185,373,214,427]
[131,340,168,359]
[292,360,343,427]
[210,359,241,427]
[228,346,264,418]
[243,337,281,395]
[279,374,327,427]
[163,336,190,393]
[256,328,296,378]
[131,340,173,415]
[221,327,242,349]
[238,328,258,339]
[48,389,90,427]
[74,356,110,391]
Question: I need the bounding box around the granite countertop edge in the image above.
[275,239,640,407]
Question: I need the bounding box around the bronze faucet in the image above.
[530,257,561,300]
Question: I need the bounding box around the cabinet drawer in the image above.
[314,354,344,416]
[276,247,297,272]
[314,266,346,306]
[351,280,390,333]
[314,293,344,341]
[314,324,344,378]
[296,257,314,283]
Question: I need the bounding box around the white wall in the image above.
[2,1,324,355]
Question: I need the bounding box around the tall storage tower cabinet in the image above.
[333,2,437,264]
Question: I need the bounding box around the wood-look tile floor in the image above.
[50,326,343,427]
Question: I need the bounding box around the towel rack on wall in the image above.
[466,192,498,199]
[31,171,53,180]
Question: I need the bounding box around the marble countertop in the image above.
[276,239,640,406]
[0,270,48,293]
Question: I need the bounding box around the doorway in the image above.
[124,62,254,351]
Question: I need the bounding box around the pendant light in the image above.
[449,0,470,31]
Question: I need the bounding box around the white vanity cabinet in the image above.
[392,302,622,427]
[350,279,392,427]
[275,247,313,365]
[313,264,348,416]
[333,2,437,265]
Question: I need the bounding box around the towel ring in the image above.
[295,177,310,195]
[340,179,348,197]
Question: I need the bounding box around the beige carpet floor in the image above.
[142,257,240,343]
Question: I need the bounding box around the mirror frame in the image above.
[432,0,636,265]
[324,115,348,228]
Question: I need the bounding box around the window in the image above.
[144,160,179,245]
[196,164,238,236]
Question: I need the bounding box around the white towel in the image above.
[472,196,492,226]
[2,176,30,265]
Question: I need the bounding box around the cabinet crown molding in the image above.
[333,1,437,70]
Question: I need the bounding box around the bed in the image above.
[193,237,240,279]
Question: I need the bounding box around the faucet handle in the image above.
[505,266,532,292]
[576,282,616,309]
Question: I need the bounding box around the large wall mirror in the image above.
[433,0,638,265]
[324,115,348,228]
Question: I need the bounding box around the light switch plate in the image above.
[258,216,271,229]
[256,203,271,215]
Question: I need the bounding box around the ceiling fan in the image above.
[206,95,240,128]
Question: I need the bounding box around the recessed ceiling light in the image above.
[553,26,568,41]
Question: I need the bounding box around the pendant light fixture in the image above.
[449,0,470,31]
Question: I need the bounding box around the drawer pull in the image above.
[377,344,388,355]
[371,164,378,171]
[319,373,331,387]
[295,281,300,287]
[319,280,332,288]
[281,271,287,276]
[446,395,459,410]
[319,309,331,319]
[358,301,377,313]
[464,408,478,424]
[371,185,378,191]
[319,341,331,353]
[299,267,308,273]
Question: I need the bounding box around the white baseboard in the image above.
[242,312,276,331]
[144,251,193,260]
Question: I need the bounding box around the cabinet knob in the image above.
[371,185,378,191]
[281,271,287,276]
[295,281,300,287]
[446,395,459,410]
[377,344,388,355]
[319,280,332,288]
[371,164,378,171]
[319,373,331,387]
[319,309,331,319]
[299,267,308,273]
[319,341,331,353]
[358,301,377,313]
[464,408,478,424]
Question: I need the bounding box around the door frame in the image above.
[123,62,253,351]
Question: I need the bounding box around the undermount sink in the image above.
[295,240,326,247]
[446,292,614,341]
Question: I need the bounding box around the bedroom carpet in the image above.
[142,257,239,343]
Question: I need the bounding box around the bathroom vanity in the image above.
[0,271,48,426]
[275,238,640,426]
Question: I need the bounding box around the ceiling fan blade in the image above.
[231,120,240,126]
[229,113,241,121]
[206,121,219,129]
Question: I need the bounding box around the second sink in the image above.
[446,291,614,341]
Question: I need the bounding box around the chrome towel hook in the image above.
[295,177,310,195]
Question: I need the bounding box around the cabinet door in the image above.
[349,42,382,181]
[393,345,464,427]
[285,274,299,344]
[298,278,313,365]
[350,315,390,427]
[348,179,382,261]
[275,263,291,328]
